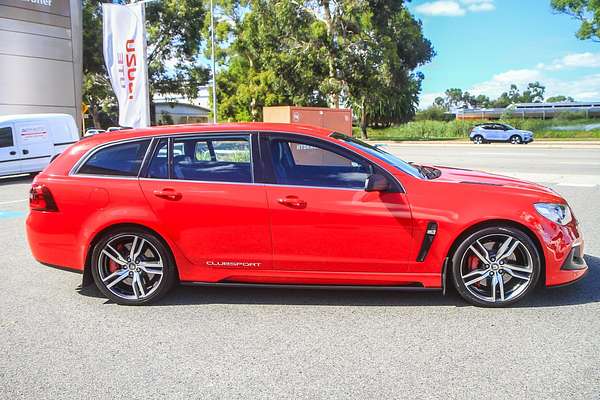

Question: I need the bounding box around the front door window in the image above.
[269,139,370,189]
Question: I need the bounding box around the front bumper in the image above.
[560,241,587,271]
[541,218,588,287]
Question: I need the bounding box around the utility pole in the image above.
[210,0,217,123]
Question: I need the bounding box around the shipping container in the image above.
[263,106,353,136]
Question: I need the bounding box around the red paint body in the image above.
[26,123,586,289]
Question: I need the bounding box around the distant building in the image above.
[0,0,82,129]
[154,94,210,124]
[456,101,600,120]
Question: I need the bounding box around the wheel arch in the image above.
[443,219,546,291]
[82,222,179,287]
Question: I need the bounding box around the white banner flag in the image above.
[103,3,150,128]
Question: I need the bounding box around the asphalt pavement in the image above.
[0,143,599,399]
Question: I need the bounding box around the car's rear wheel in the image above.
[91,228,177,305]
[473,135,484,144]
[451,226,541,307]
[510,135,522,144]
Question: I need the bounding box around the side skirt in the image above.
[181,281,442,292]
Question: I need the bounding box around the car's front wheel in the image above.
[91,228,177,305]
[451,226,541,307]
[510,135,522,144]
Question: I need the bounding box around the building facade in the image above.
[0,0,82,129]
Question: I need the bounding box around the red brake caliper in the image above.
[108,244,125,273]
[468,255,481,286]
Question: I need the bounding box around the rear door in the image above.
[0,123,20,176]
[139,133,273,269]
[14,120,53,173]
[50,117,79,156]
[261,133,413,274]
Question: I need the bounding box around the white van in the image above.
[0,114,79,176]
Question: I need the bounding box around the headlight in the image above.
[534,203,572,225]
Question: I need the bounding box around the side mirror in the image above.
[365,174,389,192]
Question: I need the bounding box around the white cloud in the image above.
[544,74,600,100]
[466,2,495,12]
[414,0,494,17]
[537,52,600,71]
[420,66,600,108]
[467,71,600,102]
[414,1,465,17]
[419,92,445,107]
[469,69,542,98]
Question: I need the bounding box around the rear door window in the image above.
[78,140,150,176]
[146,139,168,179]
[170,136,252,183]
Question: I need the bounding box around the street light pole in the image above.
[210,0,217,123]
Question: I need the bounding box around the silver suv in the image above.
[469,123,534,144]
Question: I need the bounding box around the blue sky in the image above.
[408,0,600,107]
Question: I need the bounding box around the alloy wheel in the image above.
[459,234,534,303]
[510,136,522,144]
[97,234,165,301]
[474,136,483,144]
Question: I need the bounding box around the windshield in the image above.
[503,124,515,130]
[331,133,424,179]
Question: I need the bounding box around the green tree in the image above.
[552,0,600,42]
[546,95,575,102]
[210,0,328,121]
[415,104,448,121]
[82,0,210,127]
[520,81,545,103]
[472,94,491,108]
[214,0,433,138]
[444,88,465,108]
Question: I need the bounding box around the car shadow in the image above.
[0,174,33,186]
[78,255,598,308]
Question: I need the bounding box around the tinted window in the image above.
[172,136,252,183]
[269,139,370,189]
[147,139,168,179]
[78,140,150,176]
[0,127,14,148]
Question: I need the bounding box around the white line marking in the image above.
[0,199,27,205]
[556,183,597,188]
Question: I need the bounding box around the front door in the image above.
[261,134,413,274]
[0,124,20,176]
[139,134,273,270]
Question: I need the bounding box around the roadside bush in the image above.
[554,111,588,121]
[414,106,453,122]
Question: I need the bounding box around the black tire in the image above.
[91,227,177,305]
[473,135,484,144]
[451,226,541,307]
[510,135,522,144]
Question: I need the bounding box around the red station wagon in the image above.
[26,123,588,306]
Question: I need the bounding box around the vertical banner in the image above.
[102,3,150,128]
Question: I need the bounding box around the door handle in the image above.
[277,195,307,209]
[22,149,29,155]
[9,151,16,156]
[153,188,182,201]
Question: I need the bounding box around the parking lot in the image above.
[1,143,599,399]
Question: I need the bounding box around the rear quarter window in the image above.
[77,140,150,177]
[0,127,14,148]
